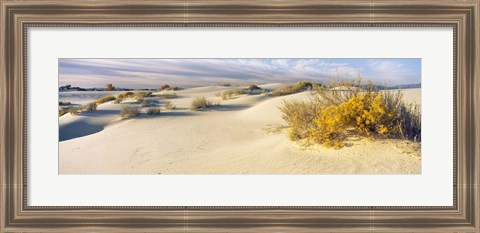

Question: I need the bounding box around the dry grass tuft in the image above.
[95,95,116,105]
[163,101,176,110]
[82,102,97,112]
[157,92,177,99]
[190,97,218,111]
[272,81,320,96]
[68,107,80,115]
[120,105,141,118]
[140,99,155,107]
[115,92,135,104]
[146,107,161,115]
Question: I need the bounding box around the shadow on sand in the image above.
[59,121,104,142]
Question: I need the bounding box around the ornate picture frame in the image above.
[1,0,478,232]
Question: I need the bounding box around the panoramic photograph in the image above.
[58,58,421,174]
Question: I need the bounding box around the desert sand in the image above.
[59,85,421,174]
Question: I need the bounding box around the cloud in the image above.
[365,59,420,85]
[59,58,420,88]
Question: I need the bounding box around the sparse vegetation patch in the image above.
[156,92,177,99]
[140,99,156,107]
[82,102,97,112]
[68,107,80,115]
[217,85,269,100]
[146,107,161,115]
[95,95,116,105]
[271,81,320,96]
[163,101,176,110]
[120,105,141,118]
[160,84,182,91]
[190,97,218,111]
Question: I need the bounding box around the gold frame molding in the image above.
[1,0,479,232]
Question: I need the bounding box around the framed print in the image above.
[1,0,479,232]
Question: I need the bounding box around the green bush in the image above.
[120,105,140,118]
[146,107,161,115]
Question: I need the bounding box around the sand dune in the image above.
[59,86,421,174]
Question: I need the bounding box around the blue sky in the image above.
[59,58,421,88]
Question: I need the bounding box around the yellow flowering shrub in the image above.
[307,93,395,148]
[279,78,421,149]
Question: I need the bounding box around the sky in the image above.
[58,58,421,88]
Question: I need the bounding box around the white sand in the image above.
[59,87,421,174]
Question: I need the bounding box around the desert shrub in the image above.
[245,88,269,95]
[163,101,176,110]
[82,102,97,112]
[115,92,135,104]
[140,99,155,107]
[106,83,115,91]
[278,99,320,141]
[309,93,395,148]
[95,95,116,105]
[123,91,135,97]
[312,79,362,108]
[59,107,68,116]
[159,84,171,91]
[220,89,243,100]
[217,83,231,87]
[157,92,177,99]
[279,79,421,149]
[219,86,267,100]
[190,97,217,111]
[271,81,318,96]
[59,101,71,106]
[394,101,421,141]
[159,85,182,91]
[245,84,261,90]
[146,107,161,115]
[221,91,233,100]
[135,91,153,98]
[135,95,145,103]
[68,107,80,115]
[120,105,140,118]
